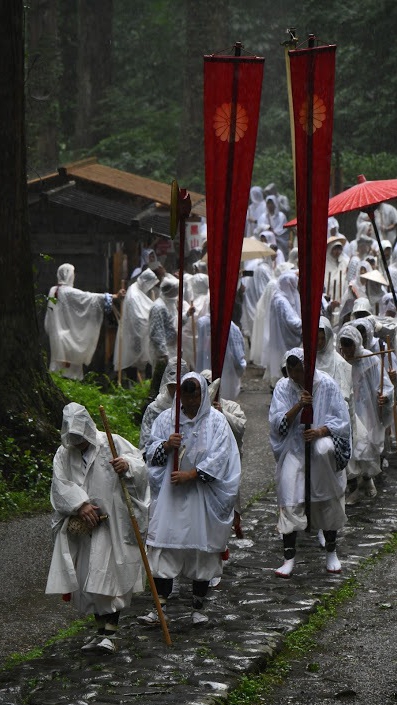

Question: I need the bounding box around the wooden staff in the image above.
[386,334,397,440]
[354,349,394,360]
[333,279,336,301]
[117,279,125,386]
[99,405,172,646]
[190,299,197,369]
[327,271,331,297]
[339,270,342,300]
[379,339,385,421]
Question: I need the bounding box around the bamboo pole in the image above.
[99,405,172,646]
[333,279,336,301]
[190,299,197,369]
[353,349,394,360]
[386,334,397,441]
[339,270,342,300]
[379,339,385,421]
[327,271,331,297]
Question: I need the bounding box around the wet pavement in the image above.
[1,365,397,705]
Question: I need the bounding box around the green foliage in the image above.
[0,374,148,520]
[51,372,149,446]
[339,150,397,187]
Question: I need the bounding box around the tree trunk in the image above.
[0,0,65,444]
[74,0,113,149]
[25,0,61,173]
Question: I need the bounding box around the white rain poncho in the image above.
[266,271,302,386]
[139,357,189,450]
[269,348,350,530]
[316,316,352,402]
[241,258,274,338]
[337,325,394,478]
[182,273,210,369]
[246,186,267,238]
[148,275,179,365]
[44,263,111,380]
[113,269,158,371]
[196,314,246,400]
[45,403,150,615]
[146,372,241,552]
[258,195,289,259]
[250,279,278,367]
[324,238,349,300]
[338,260,372,326]
[350,317,378,352]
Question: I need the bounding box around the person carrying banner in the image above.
[269,348,351,578]
[45,403,150,652]
[138,372,241,625]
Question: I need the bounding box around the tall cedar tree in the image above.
[0,0,65,444]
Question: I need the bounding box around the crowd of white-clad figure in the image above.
[44,181,397,542]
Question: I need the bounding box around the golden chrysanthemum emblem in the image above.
[299,94,326,134]
[213,102,249,142]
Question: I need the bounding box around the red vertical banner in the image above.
[288,43,336,415]
[204,50,264,381]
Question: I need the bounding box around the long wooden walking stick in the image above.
[190,299,197,369]
[386,334,397,441]
[379,339,385,422]
[99,405,172,646]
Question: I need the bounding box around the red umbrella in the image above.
[328,174,397,215]
[286,174,397,309]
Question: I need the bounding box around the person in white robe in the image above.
[258,195,289,259]
[138,372,241,625]
[196,314,246,400]
[181,273,210,370]
[360,269,388,313]
[324,235,349,301]
[113,269,158,376]
[338,260,373,327]
[245,185,267,238]
[266,270,302,389]
[148,275,194,368]
[241,256,274,342]
[337,325,393,504]
[44,263,123,381]
[45,403,149,652]
[357,202,397,246]
[317,317,352,403]
[269,348,351,578]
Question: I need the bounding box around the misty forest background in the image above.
[26,0,397,208]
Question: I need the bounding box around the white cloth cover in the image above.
[113,269,158,371]
[44,264,107,380]
[146,372,241,552]
[45,403,150,615]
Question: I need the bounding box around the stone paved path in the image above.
[1,464,397,705]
